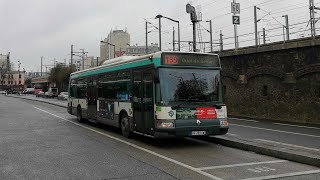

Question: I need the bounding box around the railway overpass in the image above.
[217,36,320,124]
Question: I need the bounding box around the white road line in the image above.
[255,139,320,152]
[240,170,320,180]
[261,167,276,171]
[231,124,320,138]
[228,118,259,122]
[247,168,261,173]
[33,106,223,180]
[273,123,320,130]
[227,133,238,137]
[196,160,287,170]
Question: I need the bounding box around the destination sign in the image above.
[161,53,220,67]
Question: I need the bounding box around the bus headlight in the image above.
[156,120,175,128]
[220,119,229,127]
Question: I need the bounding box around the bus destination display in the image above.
[162,53,220,67]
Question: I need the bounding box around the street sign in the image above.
[232,16,240,25]
[231,2,240,14]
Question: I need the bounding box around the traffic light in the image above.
[186,3,197,22]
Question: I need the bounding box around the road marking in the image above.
[247,167,276,173]
[227,133,238,137]
[228,117,258,122]
[247,168,262,173]
[255,139,320,152]
[196,160,287,170]
[231,124,320,138]
[255,167,273,172]
[261,167,276,171]
[240,170,320,180]
[33,106,223,180]
[273,123,320,130]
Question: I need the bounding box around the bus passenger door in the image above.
[87,78,97,120]
[132,70,154,134]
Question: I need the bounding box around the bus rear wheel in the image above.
[121,113,132,138]
[77,107,85,123]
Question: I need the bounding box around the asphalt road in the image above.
[1,95,320,180]
[228,117,320,150]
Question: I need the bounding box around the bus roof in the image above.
[70,51,219,78]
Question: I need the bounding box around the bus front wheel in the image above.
[77,107,85,123]
[121,113,132,138]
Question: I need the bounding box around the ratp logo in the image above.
[168,111,174,118]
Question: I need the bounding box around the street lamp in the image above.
[155,14,180,51]
[100,40,116,59]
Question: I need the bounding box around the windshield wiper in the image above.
[171,94,205,109]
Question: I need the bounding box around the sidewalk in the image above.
[6,94,320,168]
[7,94,67,108]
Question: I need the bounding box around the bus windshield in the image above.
[159,68,221,105]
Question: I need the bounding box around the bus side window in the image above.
[70,85,76,97]
[156,83,161,103]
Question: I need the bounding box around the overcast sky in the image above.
[0,0,319,72]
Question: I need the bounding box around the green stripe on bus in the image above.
[71,58,161,79]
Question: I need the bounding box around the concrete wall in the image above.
[219,36,320,124]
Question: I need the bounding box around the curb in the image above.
[7,95,67,108]
[206,136,320,168]
[6,95,320,168]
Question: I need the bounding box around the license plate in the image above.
[191,131,207,136]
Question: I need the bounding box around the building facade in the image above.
[100,30,130,61]
[125,43,160,56]
[0,71,25,90]
[81,56,98,70]
[0,53,10,71]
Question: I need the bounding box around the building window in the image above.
[19,74,21,78]
[19,81,21,84]
[262,85,268,96]
[15,81,16,85]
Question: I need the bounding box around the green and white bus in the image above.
[67,51,228,138]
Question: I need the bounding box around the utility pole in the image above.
[96,57,99,67]
[41,56,43,76]
[283,15,289,41]
[310,0,316,37]
[262,28,266,44]
[178,22,180,51]
[220,30,223,51]
[145,21,148,54]
[309,0,320,37]
[233,0,239,49]
[173,27,175,51]
[159,18,162,51]
[254,6,259,46]
[192,21,197,52]
[81,49,85,70]
[71,44,73,71]
[207,20,213,52]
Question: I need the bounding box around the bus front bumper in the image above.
[153,126,228,138]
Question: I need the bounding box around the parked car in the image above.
[44,92,54,98]
[48,87,58,97]
[0,90,6,94]
[57,92,68,100]
[36,91,45,97]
